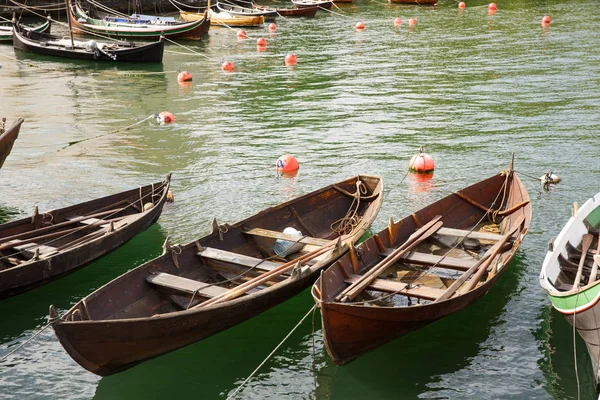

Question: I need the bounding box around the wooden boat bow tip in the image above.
[48,305,59,324]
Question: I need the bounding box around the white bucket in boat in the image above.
[273,227,305,257]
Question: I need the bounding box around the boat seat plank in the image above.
[436,227,504,242]
[344,275,446,301]
[380,249,473,271]
[198,247,283,272]
[70,217,110,226]
[244,228,330,246]
[147,272,229,298]
[9,240,59,257]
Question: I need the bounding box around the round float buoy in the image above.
[355,21,365,31]
[268,23,277,32]
[157,111,175,124]
[408,146,434,173]
[458,1,466,8]
[276,154,299,172]
[393,17,402,27]
[540,171,561,185]
[285,53,297,66]
[166,190,175,203]
[222,61,235,72]
[488,2,496,11]
[143,202,154,211]
[237,29,247,39]
[408,18,417,27]
[177,71,192,83]
[542,15,551,25]
[257,37,267,47]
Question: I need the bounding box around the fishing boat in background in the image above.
[388,0,437,4]
[181,9,264,27]
[69,0,210,40]
[253,4,319,17]
[51,175,383,376]
[0,118,23,170]
[291,0,333,10]
[540,192,600,392]
[216,1,278,19]
[0,18,51,42]
[313,157,531,365]
[12,23,165,63]
[0,175,172,300]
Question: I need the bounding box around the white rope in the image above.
[226,303,318,399]
[0,323,52,362]
[573,289,581,400]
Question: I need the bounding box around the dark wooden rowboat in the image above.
[0,18,51,42]
[12,23,164,63]
[312,158,531,365]
[291,0,333,10]
[388,0,437,4]
[70,0,210,40]
[0,175,171,300]
[0,118,22,170]
[51,175,383,376]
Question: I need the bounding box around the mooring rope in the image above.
[163,36,214,60]
[0,322,52,362]
[227,303,317,399]
[573,288,581,400]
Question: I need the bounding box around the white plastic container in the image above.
[273,227,305,257]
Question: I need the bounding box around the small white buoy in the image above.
[540,171,561,185]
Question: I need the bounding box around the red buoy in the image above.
[268,23,277,32]
[408,18,417,27]
[488,2,496,11]
[393,17,402,27]
[458,1,466,8]
[285,53,297,66]
[177,71,192,83]
[276,154,299,172]
[408,147,434,173]
[157,111,175,124]
[542,15,551,25]
[257,37,267,47]
[355,21,365,31]
[237,29,247,39]
[221,61,235,72]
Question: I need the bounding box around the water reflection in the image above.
[407,171,434,193]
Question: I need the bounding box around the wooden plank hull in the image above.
[388,0,437,4]
[291,0,333,10]
[314,163,531,365]
[181,10,265,27]
[0,19,51,42]
[0,175,171,299]
[51,175,383,375]
[0,118,22,170]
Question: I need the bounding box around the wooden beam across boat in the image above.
[343,275,446,301]
[197,247,282,272]
[435,227,504,242]
[243,227,330,246]
[379,249,473,271]
[146,272,229,298]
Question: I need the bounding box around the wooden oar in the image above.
[573,233,594,289]
[435,215,524,302]
[589,234,600,284]
[194,236,349,309]
[336,216,443,303]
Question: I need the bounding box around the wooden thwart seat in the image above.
[198,247,283,272]
[147,272,229,298]
[344,275,447,301]
[67,217,110,227]
[435,227,504,242]
[380,248,473,271]
[243,227,330,246]
[9,240,59,257]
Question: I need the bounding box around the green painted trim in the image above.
[549,283,600,312]
[585,204,600,229]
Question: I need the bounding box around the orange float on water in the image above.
[177,71,192,83]
[393,17,402,27]
[221,61,235,72]
[268,23,277,32]
[458,1,466,8]
[276,154,299,172]
[355,21,365,31]
[157,111,175,124]
[542,15,551,25]
[408,18,417,26]
[488,2,496,11]
[285,53,297,66]
[237,29,247,39]
[408,147,434,173]
[257,37,267,46]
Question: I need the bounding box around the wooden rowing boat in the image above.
[388,0,437,4]
[0,18,51,42]
[216,1,278,18]
[0,175,171,300]
[181,10,265,27]
[51,175,383,376]
[312,158,531,365]
[291,0,333,10]
[12,24,165,63]
[69,0,210,40]
[254,4,319,17]
[0,118,22,170]
[540,192,600,392]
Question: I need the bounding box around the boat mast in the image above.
[64,0,75,48]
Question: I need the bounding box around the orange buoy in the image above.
[355,21,365,31]
[177,71,192,83]
[276,154,299,172]
[458,1,466,8]
[393,17,402,27]
[408,18,417,26]
[488,2,496,11]
[285,53,297,66]
[237,29,247,39]
[268,23,277,32]
[221,61,235,72]
[408,147,434,173]
[157,111,175,124]
[257,37,267,47]
[542,15,551,25]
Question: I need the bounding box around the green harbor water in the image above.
[1,0,600,398]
